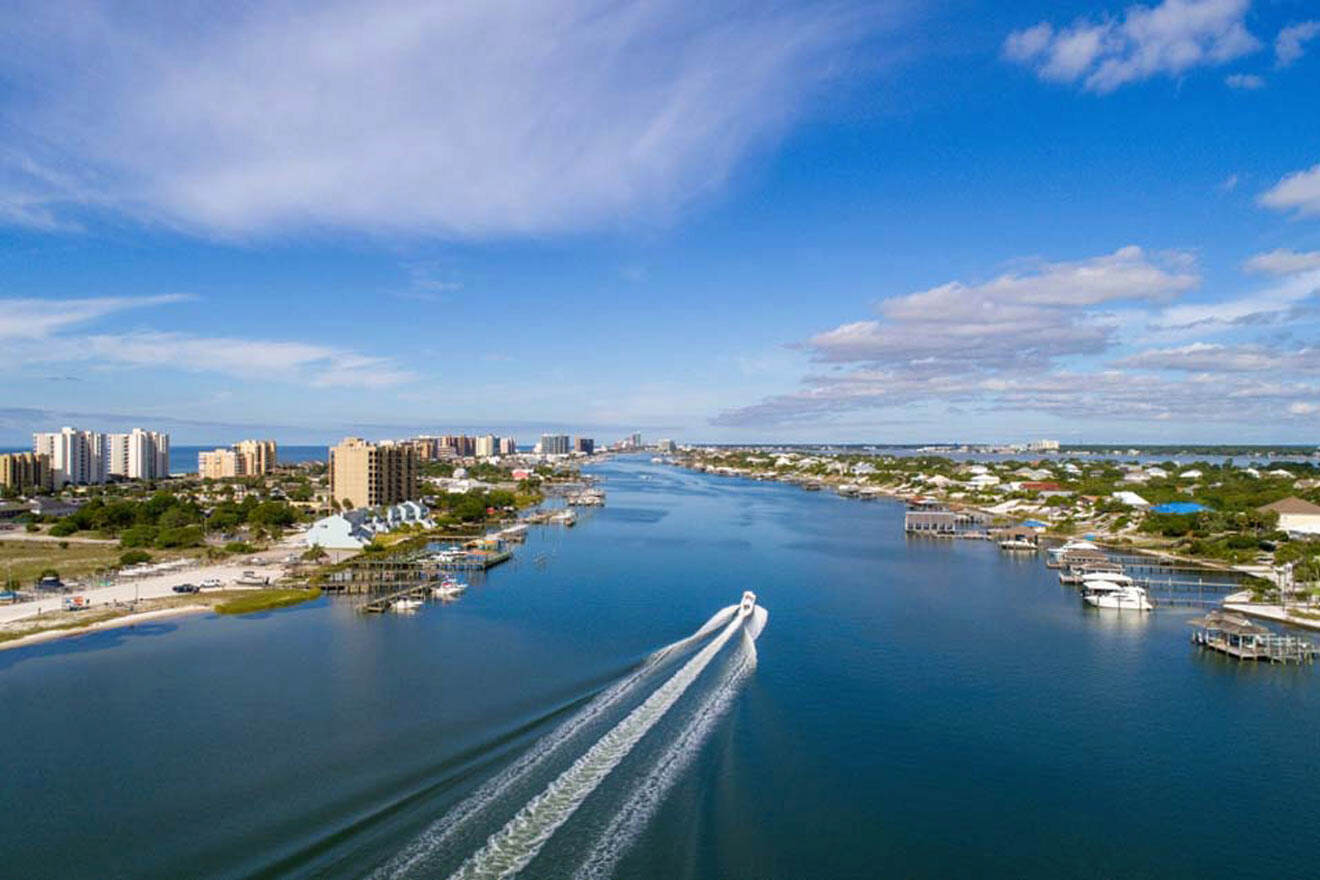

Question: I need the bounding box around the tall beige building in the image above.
[198,439,278,479]
[329,438,418,509]
[0,452,52,492]
[235,440,277,475]
[198,448,239,479]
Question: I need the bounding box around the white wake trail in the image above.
[572,626,761,880]
[447,614,748,880]
[375,605,738,880]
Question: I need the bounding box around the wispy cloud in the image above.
[1,294,415,389]
[0,294,192,340]
[1004,0,1259,93]
[0,0,890,239]
[1259,163,1320,218]
[1224,72,1264,89]
[1243,248,1320,276]
[1275,20,1320,67]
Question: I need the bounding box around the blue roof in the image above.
[1020,519,1049,527]
[1150,502,1210,514]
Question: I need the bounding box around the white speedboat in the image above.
[1082,577,1152,611]
[432,579,468,599]
[739,590,757,616]
[392,597,423,612]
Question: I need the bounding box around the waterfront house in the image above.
[1257,497,1320,536]
[305,502,435,549]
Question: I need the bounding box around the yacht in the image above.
[1081,575,1152,611]
[739,590,757,616]
[999,537,1038,551]
[392,597,423,612]
[1046,539,1098,566]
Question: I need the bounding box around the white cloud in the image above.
[805,246,1197,368]
[1151,268,1320,328]
[1115,341,1320,372]
[1259,163,1320,217]
[1275,21,1320,67]
[0,295,192,340]
[1224,73,1264,89]
[34,332,416,388]
[1004,0,1260,93]
[1,294,414,388]
[1220,173,1239,191]
[0,0,884,238]
[1243,248,1320,275]
[712,247,1320,429]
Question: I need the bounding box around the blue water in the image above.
[1,457,1316,879]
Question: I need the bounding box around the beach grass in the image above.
[214,588,322,615]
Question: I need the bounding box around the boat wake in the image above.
[571,622,762,880]
[373,603,747,880]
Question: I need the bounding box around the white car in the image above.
[199,578,223,589]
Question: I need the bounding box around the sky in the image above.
[2,0,1319,446]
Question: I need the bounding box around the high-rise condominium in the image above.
[107,428,170,480]
[329,438,419,509]
[540,434,571,455]
[33,427,107,487]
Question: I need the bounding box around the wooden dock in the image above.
[359,584,432,613]
[1188,611,1317,663]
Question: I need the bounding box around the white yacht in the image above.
[392,597,423,612]
[739,590,757,616]
[999,538,1037,551]
[1082,575,1152,611]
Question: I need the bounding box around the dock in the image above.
[359,584,432,613]
[1188,611,1317,663]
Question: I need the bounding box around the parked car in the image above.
[36,575,64,591]
[171,583,200,594]
[199,578,222,589]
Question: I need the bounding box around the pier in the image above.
[359,584,432,613]
[1188,612,1317,663]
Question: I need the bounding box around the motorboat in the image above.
[432,579,468,599]
[739,590,757,616]
[999,538,1037,551]
[1082,576,1152,611]
[392,597,423,612]
[1081,572,1134,588]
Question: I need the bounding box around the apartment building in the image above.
[328,437,419,509]
[33,427,107,486]
[107,428,171,480]
[0,452,52,492]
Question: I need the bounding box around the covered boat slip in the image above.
[1188,611,1318,664]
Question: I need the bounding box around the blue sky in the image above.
[2,0,1319,445]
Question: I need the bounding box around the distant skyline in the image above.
[3,0,1319,444]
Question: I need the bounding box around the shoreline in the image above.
[1223,602,1320,632]
[0,604,212,653]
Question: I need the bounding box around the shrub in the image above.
[119,549,152,566]
[49,519,79,537]
[154,525,204,549]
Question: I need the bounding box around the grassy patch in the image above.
[214,588,322,615]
